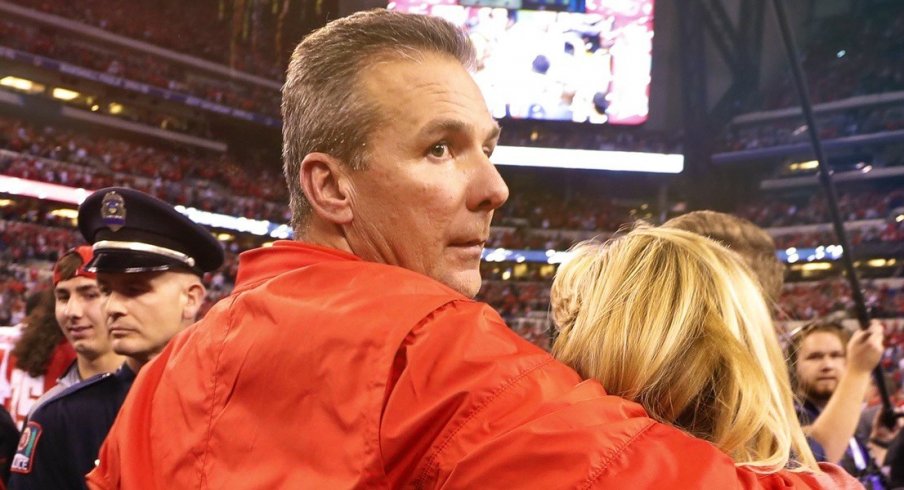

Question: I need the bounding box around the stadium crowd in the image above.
[3,113,903,254]
[780,279,904,321]
[0,18,282,118]
[2,210,902,331]
[0,117,290,223]
[713,3,904,158]
[718,104,904,153]
[772,222,904,249]
[7,0,285,79]
[737,188,904,227]
[761,4,904,111]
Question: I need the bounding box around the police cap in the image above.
[77,187,224,275]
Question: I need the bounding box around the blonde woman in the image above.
[551,225,853,481]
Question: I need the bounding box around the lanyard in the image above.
[849,437,867,471]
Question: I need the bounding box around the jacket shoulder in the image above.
[29,370,133,433]
[31,372,115,416]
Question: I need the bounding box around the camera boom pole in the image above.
[770,0,897,428]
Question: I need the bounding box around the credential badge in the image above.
[101,191,127,232]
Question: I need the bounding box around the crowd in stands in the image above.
[772,221,904,249]
[486,221,904,251]
[780,279,904,321]
[0,219,78,325]
[0,18,281,118]
[736,187,904,228]
[0,116,675,236]
[3,114,903,251]
[716,4,904,154]
[0,117,290,223]
[718,103,904,153]
[0,211,241,324]
[9,0,285,80]
[493,191,636,232]
[0,199,902,351]
[478,280,550,322]
[761,4,904,112]
[713,1,904,155]
[486,227,587,251]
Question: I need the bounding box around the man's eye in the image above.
[428,142,449,159]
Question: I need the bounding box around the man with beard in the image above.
[791,321,889,484]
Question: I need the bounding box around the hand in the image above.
[847,321,885,374]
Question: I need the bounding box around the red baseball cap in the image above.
[52,246,97,285]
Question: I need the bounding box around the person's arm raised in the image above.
[805,321,884,463]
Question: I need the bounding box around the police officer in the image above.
[9,187,223,490]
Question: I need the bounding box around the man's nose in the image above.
[65,297,83,318]
[469,153,509,212]
[104,292,126,319]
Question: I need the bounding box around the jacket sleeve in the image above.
[380,301,861,489]
[7,411,75,490]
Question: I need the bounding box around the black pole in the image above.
[770,0,897,428]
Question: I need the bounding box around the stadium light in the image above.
[866,258,893,268]
[795,262,832,271]
[50,208,79,220]
[0,175,91,204]
[788,160,818,171]
[51,87,81,101]
[491,146,684,174]
[0,76,35,92]
[174,205,271,236]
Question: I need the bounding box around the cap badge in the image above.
[101,191,127,232]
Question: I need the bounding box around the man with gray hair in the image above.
[89,10,851,488]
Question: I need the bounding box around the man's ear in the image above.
[181,281,206,323]
[299,152,353,225]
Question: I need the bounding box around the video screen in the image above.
[388,0,654,125]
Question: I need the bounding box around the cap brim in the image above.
[84,250,194,274]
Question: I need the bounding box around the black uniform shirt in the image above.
[8,364,135,490]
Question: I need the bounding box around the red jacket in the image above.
[88,241,856,489]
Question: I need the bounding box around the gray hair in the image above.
[281,9,476,233]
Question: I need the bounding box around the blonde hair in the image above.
[551,225,818,473]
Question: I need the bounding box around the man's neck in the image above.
[77,352,125,380]
[302,221,354,255]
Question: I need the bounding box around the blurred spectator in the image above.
[0,290,76,429]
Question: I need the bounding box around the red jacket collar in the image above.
[234,241,361,291]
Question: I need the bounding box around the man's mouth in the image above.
[108,324,135,336]
[67,323,96,337]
